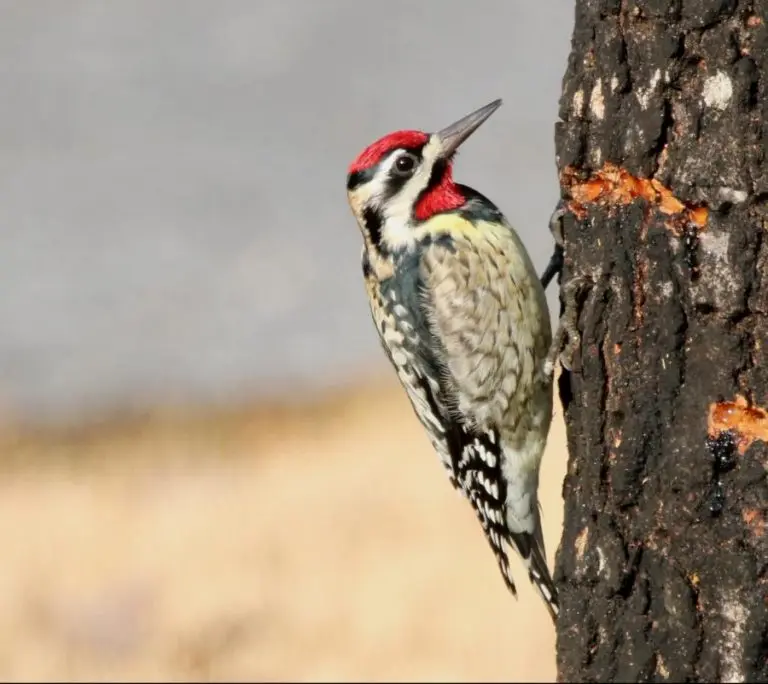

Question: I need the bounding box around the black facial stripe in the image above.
[362,206,384,249]
[348,148,407,191]
[347,167,375,191]
[383,168,411,198]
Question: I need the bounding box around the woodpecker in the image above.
[346,99,559,621]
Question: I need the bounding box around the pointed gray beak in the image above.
[435,98,502,159]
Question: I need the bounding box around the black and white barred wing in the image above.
[365,267,520,594]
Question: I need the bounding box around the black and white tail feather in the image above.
[452,425,559,622]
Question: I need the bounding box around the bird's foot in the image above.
[540,201,568,290]
[543,274,588,378]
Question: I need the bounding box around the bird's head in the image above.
[346,99,502,255]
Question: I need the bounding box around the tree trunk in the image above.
[553,1,768,681]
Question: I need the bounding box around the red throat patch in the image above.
[348,130,429,174]
[413,161,465,220]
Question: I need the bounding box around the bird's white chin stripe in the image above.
[382,218,416,251]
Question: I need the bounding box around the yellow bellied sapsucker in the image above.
[346,99,558,622]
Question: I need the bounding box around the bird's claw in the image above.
[548,200,567,249]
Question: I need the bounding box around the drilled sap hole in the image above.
[704,430,738,517]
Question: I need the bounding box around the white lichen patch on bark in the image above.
[719,587,748,683]
[717,187,748,204]
[575,526,588,561]
[590,80,605,121]
[635,68,662,109]
[694,229,747,315]
[700,230,730,261]
[702,71,733,111]
[596,546,606,575]
[590,145,602,167]
[572,88,585,117]
[656,654,670,679]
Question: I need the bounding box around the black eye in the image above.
[393,153,417,176]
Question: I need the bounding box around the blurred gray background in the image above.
[0,0,575,427]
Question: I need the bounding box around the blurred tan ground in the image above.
[0,376,567,682]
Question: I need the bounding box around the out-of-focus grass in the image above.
[0,377,567,682]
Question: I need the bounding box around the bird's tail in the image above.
[509,526,560,624]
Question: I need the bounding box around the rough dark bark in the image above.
[553,1,768,681]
